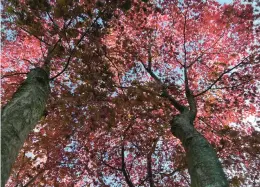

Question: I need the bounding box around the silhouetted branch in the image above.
[121,145,135,187]
[180,173,191,186]
[140,60,186,112]
[1,72,28,79]
[20,27,51,46]
[195,55,252,97]
[50,17,100,80]
[147,139,158,187]
[23,169,45,187]
[187,31,226,68]
[101,160,122,171]
[183,14,197,118]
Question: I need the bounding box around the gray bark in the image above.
[1,68,50,187]
[171,111,229,187]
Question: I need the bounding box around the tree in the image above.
[1,0,131,186]
[101,0,258,186]
[2,0,259,187]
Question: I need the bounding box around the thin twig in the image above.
[1,72,28,79]
[121,145,135,187]
[23,169,45,187]
[195,55,252,97]
[20,27,51,46]
[50,17,100,80]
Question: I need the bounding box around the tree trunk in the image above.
[171,111,229,187]
[1,68,50,187]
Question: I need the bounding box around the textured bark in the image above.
[171,111,229,187]
[1,68,50,187]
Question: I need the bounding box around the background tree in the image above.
[1,0,259,187]
[1,0,132,186]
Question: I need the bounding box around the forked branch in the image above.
[140,47,185,112]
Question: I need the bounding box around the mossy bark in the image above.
[171,112,229,187]
[1,68,50,187]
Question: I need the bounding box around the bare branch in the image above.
[1,72,28,79]
[20,27,51,46]
[140,60,186,112]
[195,55,252,97]
[46,12,58,29]
[187,31,226,69]
[121,145,135,187]
[21,59,37,66]
[50,17,100,80]
[183,14,197,118]
[211,79,254,91]
[180,172,191,186]
[23,169,45,187]
[148,42,152,71]
[137,176,149,187]
[146,139,158,187]
[173,52,184,67]
[101,160,122,171]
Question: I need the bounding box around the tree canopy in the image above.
[1,0,259,186]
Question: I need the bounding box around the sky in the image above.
[218,0,233,4]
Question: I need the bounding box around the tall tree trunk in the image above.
[1,68,50,187]
[171,111,229,187]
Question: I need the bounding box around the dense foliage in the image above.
[1,0,259,186]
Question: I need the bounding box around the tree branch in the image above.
[1,72,28,79]
[195,55,252,97]
[21,59,37,66]
[211,79,254,91]
[148,42,152,72]
[46,11,59,29]
[180,172,191,186]
[20,27,51,46]
[50,17,100,80]
[101,160,122,171]
[23,169,45,187]
[121,145,135,187]
[187,31,226,69]
[183,14,197,118]
[137,176,149,187]
[146,139,158,187]
[160,167,183,177]
[140,58,185,112]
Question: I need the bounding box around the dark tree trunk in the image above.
[1,68,50,187]
[171,111,229,187]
